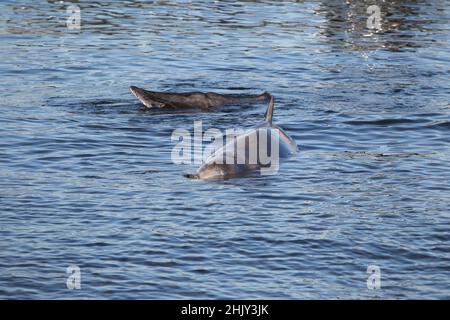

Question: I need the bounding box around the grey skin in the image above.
[130,86,271,109]
[187,95,298,180]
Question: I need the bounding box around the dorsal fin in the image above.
[264,94,274,124]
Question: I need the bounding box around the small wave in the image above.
[335,151,429,159]
[427,121,450,130]
[344,118,422,126]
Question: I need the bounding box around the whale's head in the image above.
[183,162,227,180]
[195,162,228,180]
[193,161,256,180]
[130,86,166,108]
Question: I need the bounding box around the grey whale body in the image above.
[130,86,271,109]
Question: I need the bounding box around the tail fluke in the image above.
[264,94,274,125]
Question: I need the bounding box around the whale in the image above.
[186,95,297,180]
[130,86,271,109]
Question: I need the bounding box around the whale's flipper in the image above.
[130,86,271,109]
[264,95,275,125]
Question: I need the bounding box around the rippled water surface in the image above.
[1,0,450,299]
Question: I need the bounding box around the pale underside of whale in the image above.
[188,95,298,180]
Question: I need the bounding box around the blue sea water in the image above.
[0,0,449,299]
